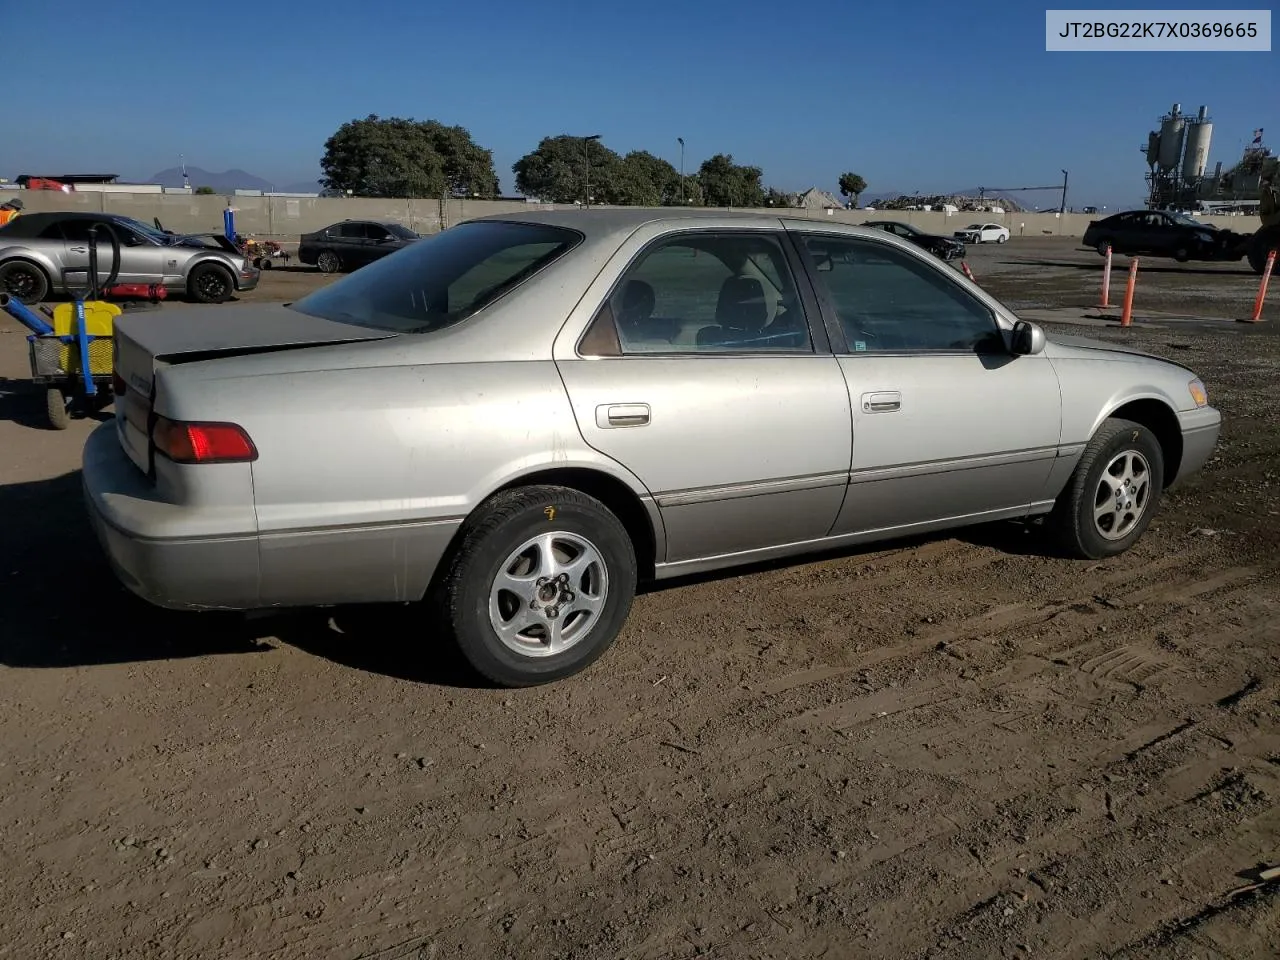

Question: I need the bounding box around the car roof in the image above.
[467,206,787,235]
[0,210,142,238]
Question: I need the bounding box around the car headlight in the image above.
[1188,378,1208,407]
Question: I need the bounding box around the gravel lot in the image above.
[1,236,1277,959]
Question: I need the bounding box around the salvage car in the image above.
[953,222,1010,244]
[0,211,259,304]
[1081,209,1248,263]
[84,210,1221,687]
[863,219,966,260]
[297,219,421,273]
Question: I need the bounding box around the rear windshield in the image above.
[288,220,582,334]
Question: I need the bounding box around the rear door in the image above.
[555,226,853,566]
[791,228,1062,536]
[339,221,374,266]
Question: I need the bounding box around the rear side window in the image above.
[289,220,582,334]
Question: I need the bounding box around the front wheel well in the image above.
[492,468,658,580]
[1107,399,1183,486]
[0,256,53,291]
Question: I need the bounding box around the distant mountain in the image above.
[149,167,322,194]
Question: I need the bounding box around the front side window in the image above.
[801,235,1003,354]
[289,220,581,334]
[579,231,812,355]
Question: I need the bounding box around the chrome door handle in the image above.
[862,391,901,413]
[70,246,87,253]
[597,403,650,428]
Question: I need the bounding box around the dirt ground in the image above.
[1,236,1277,959]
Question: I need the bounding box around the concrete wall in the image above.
[7,189,1258,241]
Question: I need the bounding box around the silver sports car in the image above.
[83,209,1221,686]
[0,211,259,303]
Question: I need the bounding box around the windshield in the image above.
[288,220,582,334]
[1169,212,1207,227]
[114,216,172,244]
[387,223,420,240]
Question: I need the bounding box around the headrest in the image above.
[619,279,655,320]
[715,276,768,331]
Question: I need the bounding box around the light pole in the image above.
[575,133,601,209]
[677,136,685,205]
[1060,169,1069,215]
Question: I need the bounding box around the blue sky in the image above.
[2,0,1272,209]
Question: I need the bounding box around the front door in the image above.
[793,230,1062,537]
[557,228,852,565]
[60,219,167,287]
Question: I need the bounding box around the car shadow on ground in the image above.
[0,469,492,688]
[1005,258,1254,276]
[0,377,113,429]
[0,470,1058,683]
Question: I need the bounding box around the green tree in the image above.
[838,172,867,207]
[763,187,795,207]
[513,135,625,204]
[320,114,499,199]
[614,150,684,206]
[194,185,217,196]
[698,154,765,207]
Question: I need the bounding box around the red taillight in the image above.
[151,415,257,464]
[112,371,127,395]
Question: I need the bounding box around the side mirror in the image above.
[1010,319,1046,356]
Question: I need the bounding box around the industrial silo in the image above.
[1145,131,1161,167]
[1158,103,1186,172]
[1182,105,1213,185]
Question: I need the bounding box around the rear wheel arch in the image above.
[0,257,54,301]
[1104,398,1183,488]
[489,467,660,581]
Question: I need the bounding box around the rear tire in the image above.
[431,485,637,687]
[0,259,50,305]
[1046,417,1164,560]
[1095,239,1112,257]
[316,250,341,274]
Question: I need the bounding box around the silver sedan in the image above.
[83,209,1222,686]
[0,211,259,303]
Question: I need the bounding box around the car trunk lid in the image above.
[112,304,397,477]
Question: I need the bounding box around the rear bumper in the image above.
[236,268,261,292]
[82,422,261,610]
[1173,405,1222,486]
[82,422,464,611]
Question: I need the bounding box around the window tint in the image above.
[289,220,581,334]
[363,223,395,240]
[337,222,366,239]
[802,235,1002,354]
[39,221,66,240]
[582,232,812,355]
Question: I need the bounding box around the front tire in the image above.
[432,485,638,687]
[1046,417,1164,560]
[187,263,234,304]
